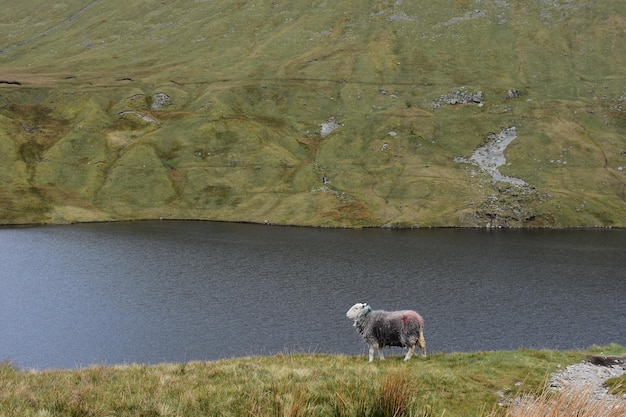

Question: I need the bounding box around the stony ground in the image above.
[549,358,626,403]
[498,356,626,416]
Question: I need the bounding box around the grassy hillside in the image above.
[1,0,625,227]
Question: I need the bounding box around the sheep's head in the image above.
[346,303,371,321]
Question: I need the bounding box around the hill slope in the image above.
[1,0,625,227]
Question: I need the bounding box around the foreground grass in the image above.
[2,346,624,417]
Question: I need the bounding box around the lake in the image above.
[1,221,624,369]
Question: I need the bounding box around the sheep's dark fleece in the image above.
[346,303,426,362]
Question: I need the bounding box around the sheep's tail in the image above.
[417,326,427,357]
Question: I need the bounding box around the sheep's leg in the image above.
[369,344,385,361]
[404,345,416,361]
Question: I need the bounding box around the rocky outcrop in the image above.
[432,88,484,108]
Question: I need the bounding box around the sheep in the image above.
[346,302,426,362]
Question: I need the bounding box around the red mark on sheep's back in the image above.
[402,312,417,323]
[402,311,424,326]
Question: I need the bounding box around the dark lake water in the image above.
[1,221,624,369]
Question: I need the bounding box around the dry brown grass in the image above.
[376,372,415,417]
[489,387,626,417]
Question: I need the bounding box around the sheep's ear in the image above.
[364,305,372,313]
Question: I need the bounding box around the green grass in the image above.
[606,374,626,396]
[1,0,625,227]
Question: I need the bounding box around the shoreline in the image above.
[1,217,625,230]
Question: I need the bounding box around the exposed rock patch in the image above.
[151,93,171,110]
[320,116,340,138]
[455,126,527,186]
[499,357,625,414]
[433,9,486,29]
[549,358,626,404]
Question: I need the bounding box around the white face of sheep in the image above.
[346,303,368,321]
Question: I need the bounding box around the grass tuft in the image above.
[605,374,626,396]
[373,372,415,417]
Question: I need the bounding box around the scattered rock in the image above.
[434,9,486,28]
[320,116,340,138]
[506,89,521,99]
[432,88,483,108]
[118,110,160,125]
[387,12,416,22]
[310,184,348,202]
[22,122,35,133]
[151,92,171,110]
